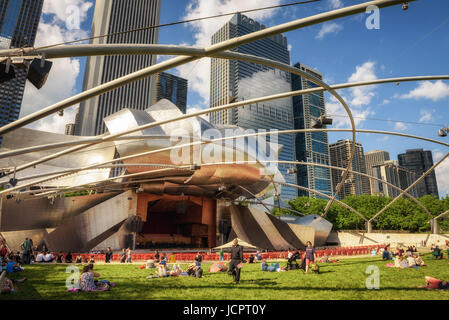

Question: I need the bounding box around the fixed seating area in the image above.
[67,244,385,262]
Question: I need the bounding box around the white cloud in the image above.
[419,109,435,123]
[348,61,377,107]
[400,80,449,102]
[315,22,343,40]
[433,150,449,198]
[187,105,209,121]
[393,122,408,131]
[326,94,375,129]
[328,0,344,9]
[381,99,390,105]
[178,0,283,106]
[20,1,92,134]
[43,0,93,26]
[325,61,378,129]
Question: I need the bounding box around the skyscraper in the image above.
[371,160,419,198]
[398,149,439,198]
[0,0,44,144]
[329,139,370,199]
[75,0,161,136]
[152,72,188,114]
[365,150,390,194]
[209,13,297,202]
[291,62,332,198]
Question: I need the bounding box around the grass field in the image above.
[2,254,449,300]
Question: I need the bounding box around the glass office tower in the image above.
[210,13,297,203]
[291,63,332,198]
[152,72,188,114]
[0,0,44,145]
[398,149,439,198]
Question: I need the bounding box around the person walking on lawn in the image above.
[229,239,243,284]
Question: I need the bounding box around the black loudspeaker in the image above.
[0,62,16,84]
[125,216,144,233]
[122,234,134,249]
[27,59,53,89]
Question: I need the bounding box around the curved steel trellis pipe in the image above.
[270,180,368,222]
[369,151,449,223]
[2,127,448,199]
[0,0,407,136]
[19,157,445,225]
[2,74,448,161]
[1,53,357,199]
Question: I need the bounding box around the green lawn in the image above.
[2,255,449,300]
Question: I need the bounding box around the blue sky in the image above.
[20,0,449,197]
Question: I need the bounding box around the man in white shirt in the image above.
[43,252,54,262]
[36,252,44,263]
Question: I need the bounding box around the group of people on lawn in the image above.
[4,237,449,294]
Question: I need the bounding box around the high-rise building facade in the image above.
[291,62,332,198]
[398,149,439,198]
[365,150,390,194]
[329,139,370,199]
[65,123,75,136]
[152,72,188,114]
[0,0,44,144]
[371,160,419,198]
[75,0,161,136]
[209,13,297,202]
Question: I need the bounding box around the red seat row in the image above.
[65,244,386,262]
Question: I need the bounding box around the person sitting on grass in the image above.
[157,260,169,277]
[43,252,54,263]
[407,255,416,267]
[255,251,262,261]
[88,255,95,264]
[186,259,203,278]
[267,262,280,272]
[261,260,268,271]
[382,245,391,260]
[247,254,255,264]
[65,252,73,263]
[56,252,64,263]
[169,264,189,277]
[0,271,27,294]
[418,276,449,290]
[406,247,413,257]
[399,256,409,268]
[432,246,443,259]
[4,259,23,273]
[414,254,425,266]
[79,265,110,292]
[394,255,401,268]
[320,253,330,263]
[75,255,82,264]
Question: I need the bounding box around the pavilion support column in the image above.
[202,198,217,248]
[366,221,373,233]
[431,218,440,234]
